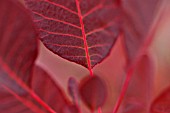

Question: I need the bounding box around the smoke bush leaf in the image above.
[79,75,107,111]
[24,0,120,69]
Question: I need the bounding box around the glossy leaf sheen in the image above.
[79,75,107,111]
[0,0,78,113]
[24,0,120,68]
[150,87,170,113]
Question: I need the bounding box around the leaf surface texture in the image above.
[24,0,120,68]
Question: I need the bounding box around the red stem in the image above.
[113,67,134,113]
[75,0,93,76]
[112,9,162,112]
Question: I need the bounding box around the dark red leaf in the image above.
[120,0,161,63]
[0,0,77,113]
[62,104,79,113]
[0,85,34,113]
[0,0,38,85]
[79,75,107,111]
[150,87,170,113]
[0,65,79,113]
[31,66,78,113]
[0,0,40,112]
[68,77,79,106]
[24,0,120,70]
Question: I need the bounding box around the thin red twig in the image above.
[112,9,162,113]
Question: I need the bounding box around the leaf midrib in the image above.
[75,0,93,76]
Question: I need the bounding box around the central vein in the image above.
[75,0,93,76]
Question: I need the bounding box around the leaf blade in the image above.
[0,0,77,113]
[121,0,161,63]
[150,87,170,113]
[24,0,120,69]
[119,55,155,113]
[79,75,107,111]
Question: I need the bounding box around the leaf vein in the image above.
[32,11,81,29]
[45,42,84,50]
[44,0,78,15]
[63,55,86,58]
[39,29,83,40]
[88,43,110,49]
[86,22,116,36]
[83,3,103,18]
[90,54,103,59]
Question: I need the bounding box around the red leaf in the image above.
[113,1,161,112]
[0,85,34,113]
[24,0,120,70]
[31,66,78,113]
[79,75,107,111]
[0,65,79,113]
[0,0,38,84]
[68,77,79,106]
[119,55,155,113]
[0,0,77,113]
[120,0,161,63]
[150,87,170,113]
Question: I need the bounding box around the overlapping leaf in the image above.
[31,66,79,113]
[0,0,38,85]
[150,87,170,113]
[119,55,155,113]
[24,0,120,69]
[0,0,78,113]
[120,0,161,63]
[79,75,107,111]
[0,65,79,113]
[113,1,161,112]
[0,85,34,113]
